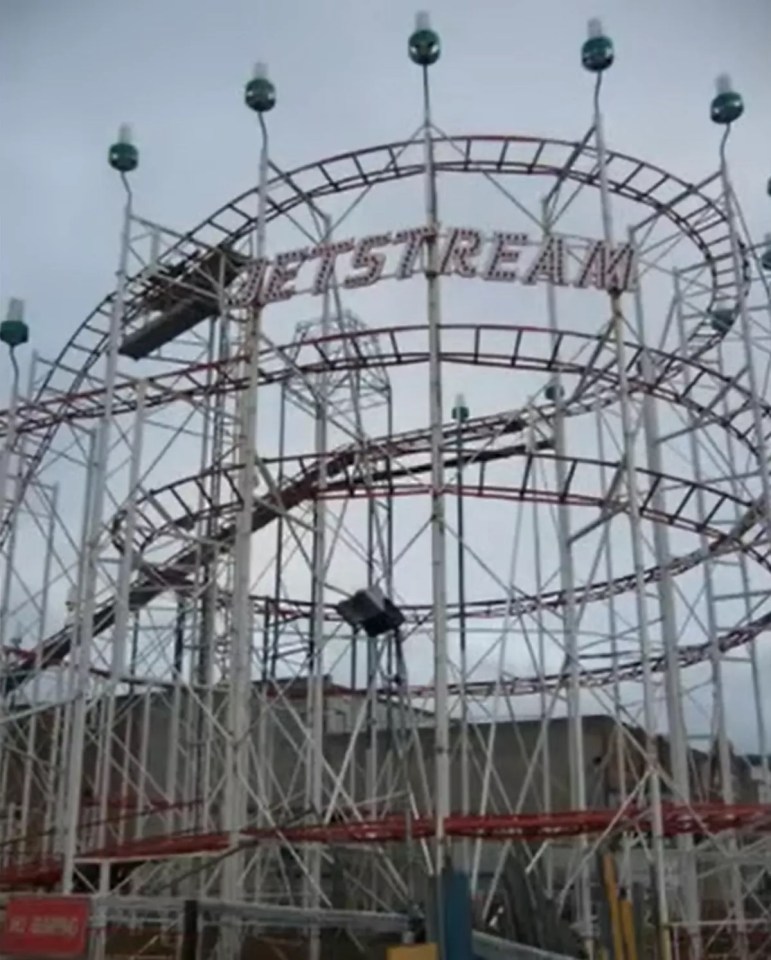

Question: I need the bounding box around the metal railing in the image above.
[472,930,579,960]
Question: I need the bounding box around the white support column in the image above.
[97,381,146,895]
[224,95,270,912]
[20,482,58,860]
[0,349,29,655]
[419,48,451,889]
[0,349,31,851]
[306,223,332,960]
[62,172,133,891]
[540,198,590,940]
[719,141,771,538]
[630,258,701,956]
[672,275,748,960]
[531,497,553,897]
[0,329,20,525]
[591,90,673,960]
[593,395,631,887]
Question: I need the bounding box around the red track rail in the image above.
[2,803,770,889]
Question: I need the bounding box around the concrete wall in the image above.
[3,694,759,826]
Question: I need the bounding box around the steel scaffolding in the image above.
[1,16,771,960]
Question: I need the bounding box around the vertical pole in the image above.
[257,382,285,895]
[629,256,701,957]
[422,49,451,934]
[531,493,553,897]
[224,99,269,920]
[185,315,215,845]
[588,72,673,960]
[366,490,378,907]
[672,275,748,960]
[594,395,631,887]
[306,226,332,960]
[0,348,28,866]
[271,382,287,681]
[0,330,20,526]
[62,170,132,892]
[408,13,450,952]
[20,482,58,859]
[181,900,199,960]
[0,351,33,652]
[51,452,90,860]
[452,398,470,875]
[97,381,146,901]
[540,198,590,943]
[237,67,276,921]
[719,143,771,540]
[197,316,228,851]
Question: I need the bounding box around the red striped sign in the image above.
[0,897,90,957]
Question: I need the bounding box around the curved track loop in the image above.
[2,322,766,442]
[6,325,770,693]
[0,134,750,549]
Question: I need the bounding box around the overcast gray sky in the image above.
[2,0,770,352]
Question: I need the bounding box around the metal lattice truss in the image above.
[1,120,771,960]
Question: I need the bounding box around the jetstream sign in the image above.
[234,226,638,306]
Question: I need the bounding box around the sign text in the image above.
[232,226,638,306]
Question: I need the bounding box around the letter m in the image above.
[605,243,637,294]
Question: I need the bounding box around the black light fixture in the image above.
[336,585,405,638]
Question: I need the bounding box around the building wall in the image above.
[3,695,760,820]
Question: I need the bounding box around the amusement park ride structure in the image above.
[2,13,771,960]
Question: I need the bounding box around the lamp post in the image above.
[228,59,275,953]
[62,123,138,895]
